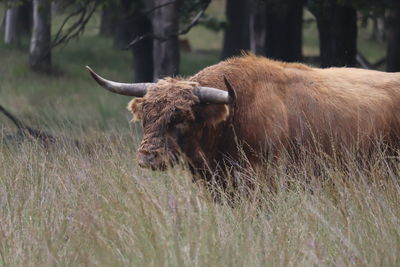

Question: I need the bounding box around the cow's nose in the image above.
[137,151,157,168]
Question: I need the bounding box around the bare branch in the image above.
[52,5,85,46]
[127,1,211,48]
[0,105,25,131]
[142,0,178,16]
[52,1,98,48]
[177,7,206,35]
[0,105,57,145]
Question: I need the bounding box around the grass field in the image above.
[1,2,399,266]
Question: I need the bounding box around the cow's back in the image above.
[285,67,400,153]
[191,55,400,158]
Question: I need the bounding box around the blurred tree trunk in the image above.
[151,0,180,79]
[131,14,153,82]
[312,1,357,67]
[386,9,400,72]
[4,0,32,45]
[221,0,250,59]
[249,0,266,55]
[4,0,19,45]
[29,0,51,72]
[99,5,116,37]
[1,9,5,33]
[371,17,386,42]
[265,0,303,62]
[112,0,132,49]
[109,0,153,82]
[18,0,32,36]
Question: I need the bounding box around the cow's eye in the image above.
[168,117,182,127]
[174,122,189,134]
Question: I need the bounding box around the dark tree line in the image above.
[386,9,400,72]
[99,0,154,82]
[99,0,180,81]
[2,0,98,73]
[308,0,358,67]
[225,0,400,71]
[2,0,400,77]
[99,0,211,81]
[221,0,250,59]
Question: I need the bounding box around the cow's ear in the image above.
[127,98,144,121]
[224,75,237,104]
[200,104,230,128]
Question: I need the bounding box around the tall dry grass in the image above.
[1,129,399,266]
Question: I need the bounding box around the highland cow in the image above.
[87,55,400,179]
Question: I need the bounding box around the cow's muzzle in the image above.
[137,150,167,170]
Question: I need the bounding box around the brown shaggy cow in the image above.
[87,55,400,178]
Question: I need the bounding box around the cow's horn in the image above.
[86,66,152,97]
[193,87,232,104]
[194,76,236,104]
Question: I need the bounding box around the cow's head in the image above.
[86,67,236,170]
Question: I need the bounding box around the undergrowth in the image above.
[0,134,399,266]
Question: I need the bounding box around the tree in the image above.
[249,0,266,55]
[221,0,250,59]
[112,0,133,49]
[1,9,5,34]
[309,0,357,67]
[128,0,212,80]
[3,0,32,45]
[17,0,32,37]
[370,16,385,42]
[4,0,19,45]
[311,0,400,69]
[150,0,180,79]
[249,0,304,61]
[103,0,154,82]
[29,0,51,72]
[131,13,153,82]
[115,0,210,80]
[99,4,116,37]
[128,0,154,82]
[264,0,304,62]
[386,8,400,72]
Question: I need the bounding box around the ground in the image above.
[0,2,399,266]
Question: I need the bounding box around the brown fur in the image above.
[129,55,400,177]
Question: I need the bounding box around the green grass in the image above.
[0,3,397,266]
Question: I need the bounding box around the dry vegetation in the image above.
[1,135,400,266]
